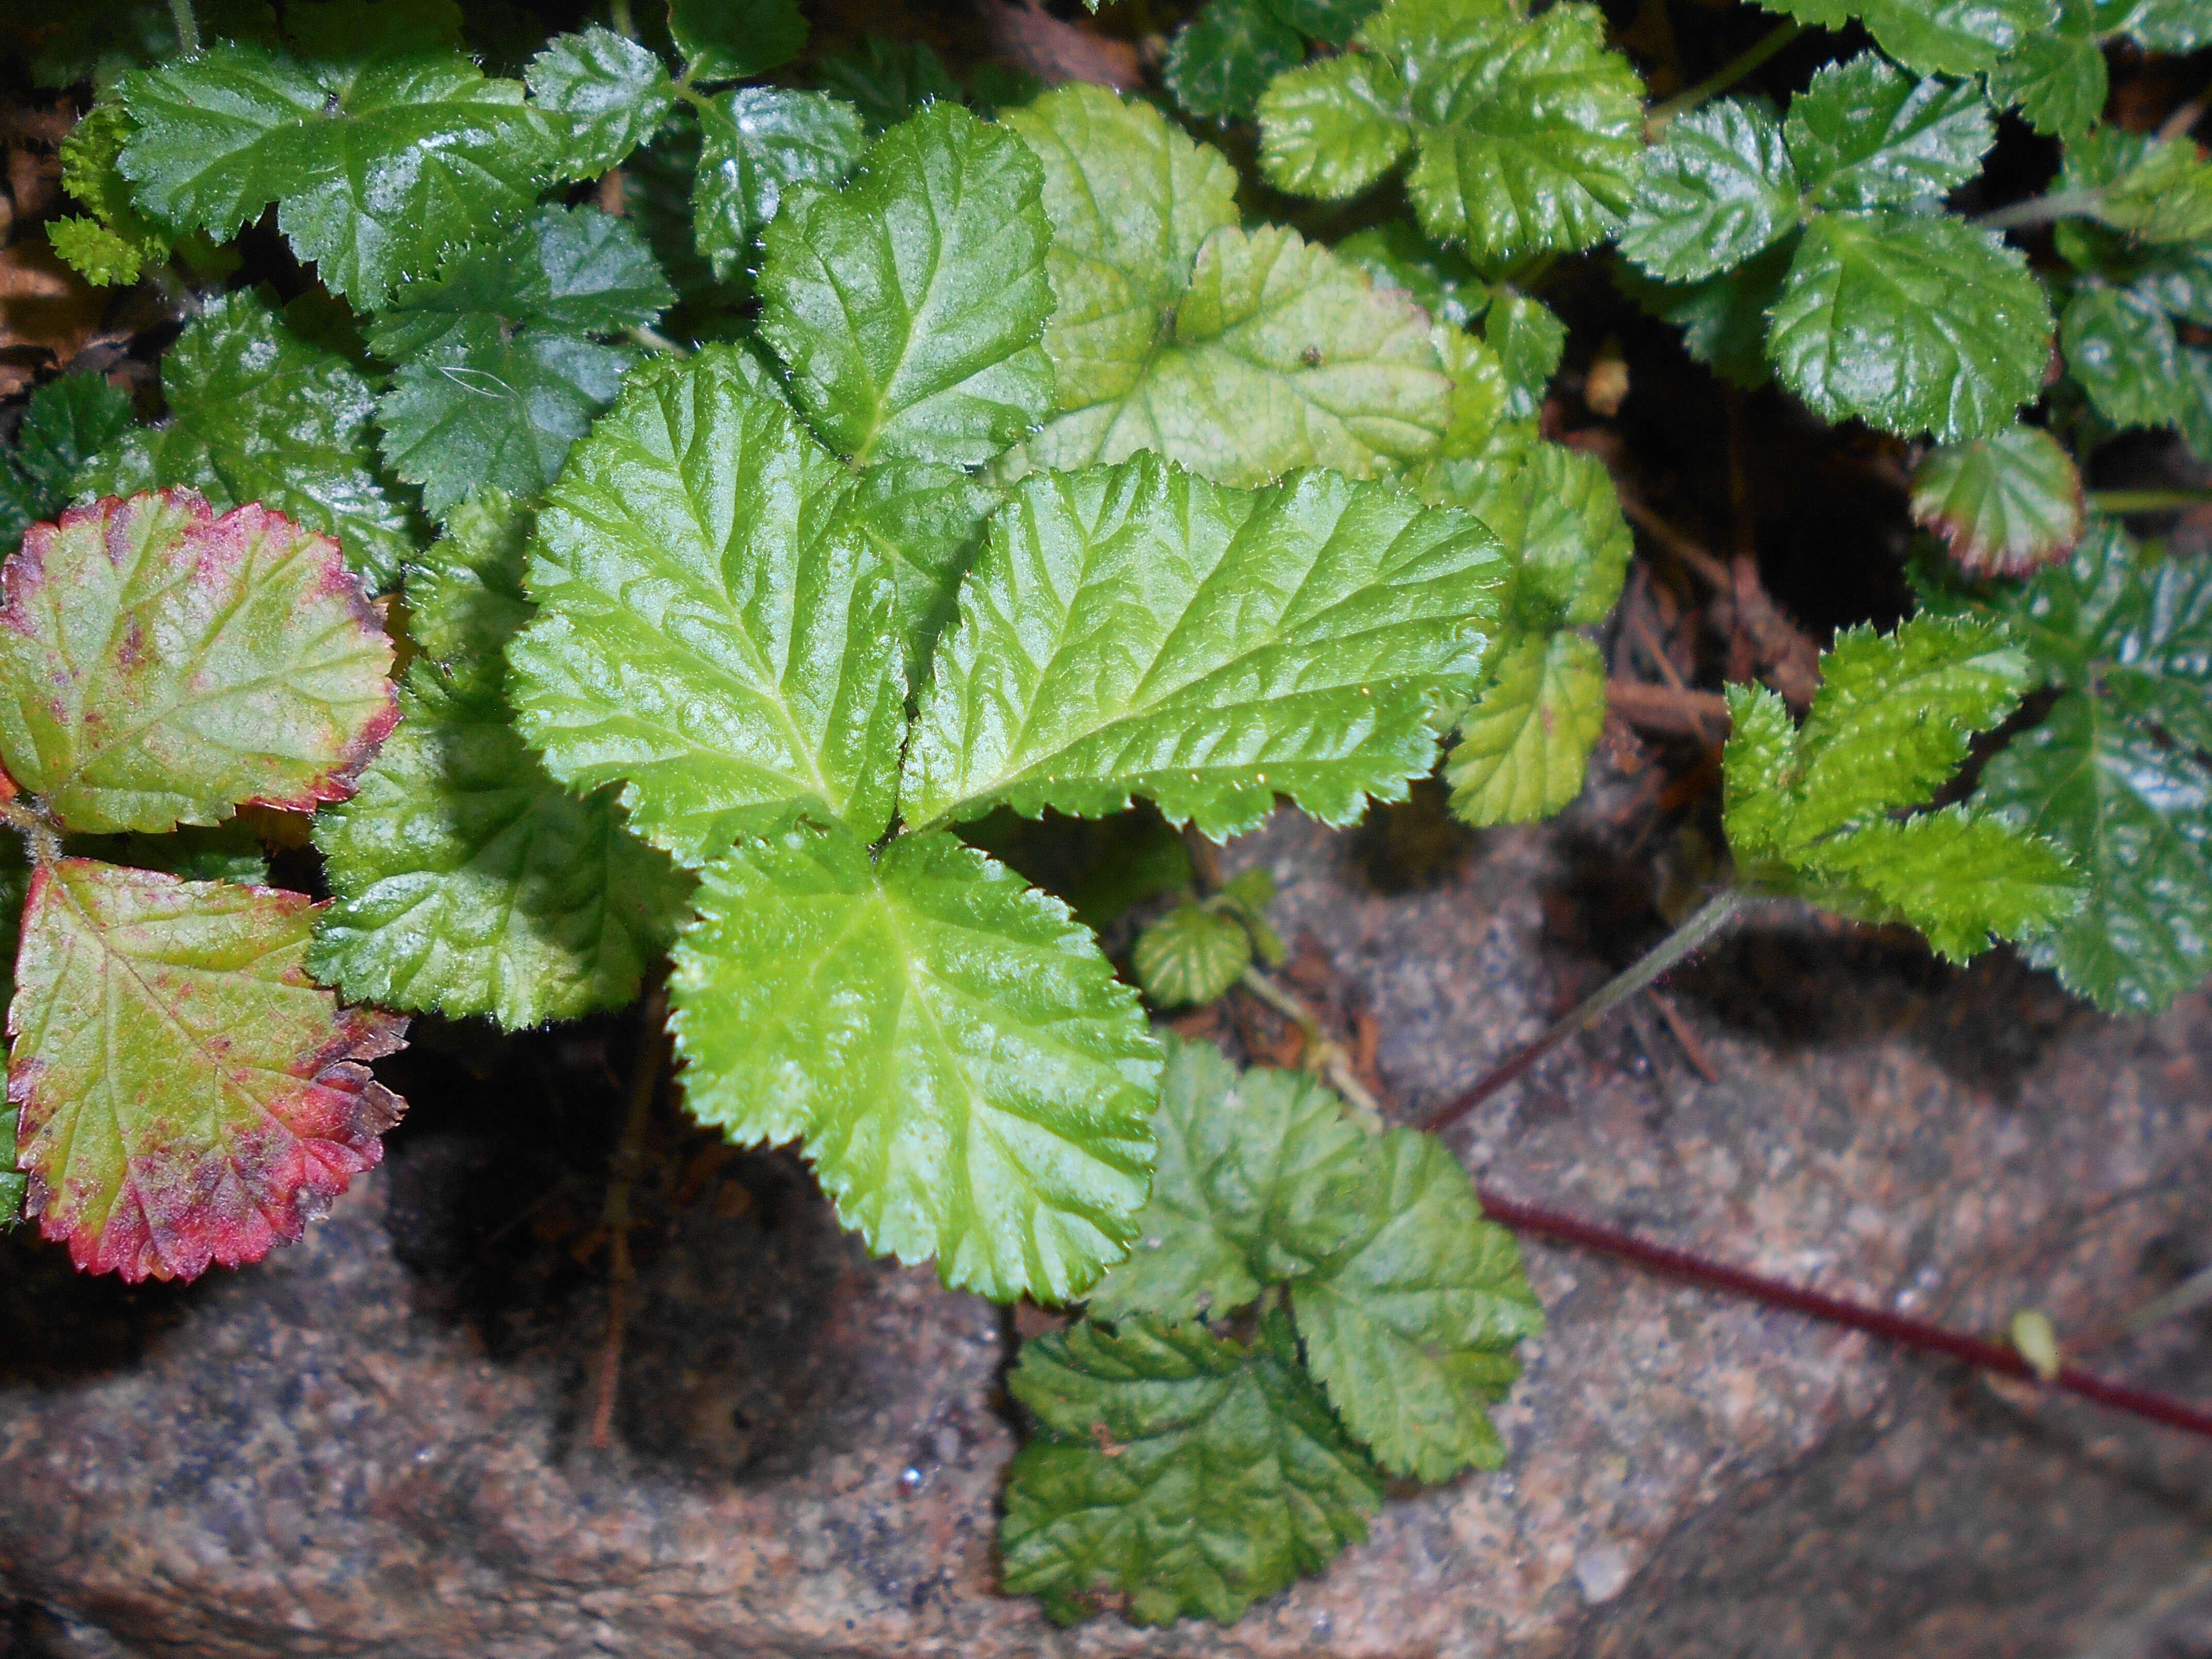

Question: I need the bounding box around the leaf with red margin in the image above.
[0,491,399,836]
[10,859,408,1281]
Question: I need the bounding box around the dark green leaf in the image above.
[1783,54,1995,209]
[1753,0,2057,76]
[1167,0,1305,121]
[2062,284,2187,431]
[692,87,866,283]
[1620,99,1800,282]
[666,0,806,83]
[814,36,962,133]
[527,26,674,176]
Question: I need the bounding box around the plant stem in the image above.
[2088,487,2212,513]
[1976,188,2108,232]
[0,794,61,866]
[167,0,201,54]
[590,988,669,1451]
[1645,20,1805,134]
[609,0,636,39]
[1238,966,1387,1131]
[1424,888,1744,1132]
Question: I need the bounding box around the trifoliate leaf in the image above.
[0,372,133,550]
[1444,630,1606,826]
[692,87,867,284]
[760,104,1055,468]
[668,0,806,83]
[1783,55,1995,210]
[670,812,1159,1303]
[1335,222,1489,329]
[1767,212,2052,442]
[1292,1126,1541,1480]
[9,858,406,1281]
[831,461,1002,684]
[1910,425,2084,576]
[74,291,411,590]
[2063,285,2188,431]
[527,27,674,177]
[1134,905,1253,1007]
[1620,99,1800,283]
[814,36,962,133]
[902,454,1507,838]
[507,352,905,864]
[1617,243,1794,389]
[1001,1314,1383,1626]
[118,39,556,307]
[0,491,397,836]
[1085,1037,1371,1321]
[1167,0,1305,121]
[1752,0,2057,75]
[1989,0,2106,142]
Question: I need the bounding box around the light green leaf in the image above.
[669,812,1160,1303]
[506,351,906,864]
[1293,1127,1541,1480]
[1421,326,1537,479]
[814,36,963,133]
[1753,0,2057,75]
[1000,1314,1383,1627]
[1620,99,1800,282]
[760,104,1055,467]
[692,88,866,283]
[1415,442,1631,628]
[2063,285,2189,431]
[902,454,1507,838]
[527,26,675,177]
[77,292,410,590]
[1444,630,1606,826]
[1485,290,1568,420]
[0,490,396,836]
[1767,211,2052,442]
[1721,681,1800,860]
[1783,54,1995,209]
[1167,0,1306,121]
[47,217,149,288]
[1989,0,2106,142]
[403,489,535,676]
[1253,51,1414,201]
[1335,222,1489,329]
[667,0,806,83]
[1909,425,2084,576]
[1134,905,1254,1007]
[830,461,1001,685]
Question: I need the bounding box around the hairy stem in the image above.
[0,795,61,866]
[1424,888,1744,1132]
[590,988,670,1451]
[610,0,637,39]
[1645,20,1806,134]
[1238,967,1387,1131]
[2089,487,2212,513]
[167,0,201,54]
[1976,188,2108,232]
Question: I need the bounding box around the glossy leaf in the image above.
[1620,99,1800,283]
[830,461,1002,684]
[692,88,867,283]
[1335,222,1489,329]
[1133,905,1253,1007]
[9,858,406,1281]
[1167,0,1304,121]
[1989,0,2106,142]
[527,26,674,176]
[1909,426,2084,576]
[1752,0,2057,75]
[1617,243,1794,390]
[668,0,806,83]
[0,373,133,551]
[2062,285,2188,431]
[1444,630,1606,826]
[669,812,1160,1304]
[1783,55,1995,210]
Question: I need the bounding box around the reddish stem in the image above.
[1475,1187,2212,1440]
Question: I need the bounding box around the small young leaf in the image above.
[0,372,133,549]
[2089,136,2212,246]
[1167,0,1305,121]
[2062,285,2188,431]
[902,454,1507,838]
[1783,55,1996,210]
[814,36,962,133]
[1444,630,1606,826]
[46,217,149,288]
[527,26,675,177]
[759,104,1055,467]
[1767,212,2052,443]
[1133,905,1254,1007]
[692,88,866,283]
[670,812,1160,1304]
[1752,0,2057,76]
[1418,442,1631,629]
[75,291,411,590]
[668,0,807,83]
[829,461,1002,684]
[1909,425,2084,576]
[1619,99,1800,283]
[1000,1314,1384,1626]
[1485,290,1568,421]
[1989,0,2106,142]
[0,491,396,836]
[9,858,406,1282]
[507,352,905,864]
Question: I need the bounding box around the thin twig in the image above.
[2089,487,2212,514]
[167,0,201,53]
[1647,989,1720,1083]
[590,988,670,1451]
[1976,188,2108,232]
[1607,677,1732,738]
[1645,20,1806,135]
[2158,92,2208,143]
[1238,967,1386,1131]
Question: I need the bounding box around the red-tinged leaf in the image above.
[0,490,399,836]
[1909,426,2084,578]
[9,859,408,1282]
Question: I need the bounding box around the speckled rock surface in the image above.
[3,808,2208,1659]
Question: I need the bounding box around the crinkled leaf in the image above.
[1001,1313,1383,1627]
[2091,136,2212,247]
[902,454,1507,838]
[1414,442,1630,629]
[507,351,904,864]
[830,461,1001,685]
[8,858,406,1281]
[1253,52,1414,201]
[1293,1127,1541,1480]
[1620,99,1800,282]
[1752,0,2057,75]
[74,291,410,590]
[1444,629,1606,826]
[814,36,963,133]
[1420,327,1537,480]
[1335,223,1489,329]
[403,489,534,677]
[1485,290,1568,421]
[760,104,1055,467]
[1133,905,1253,1007]
[692,87,866,284]
[2063,285,2188,431]
[1767,211,2052,442]
[670,812,1159,1303]
[1783,55,1995,210]
[1910,425,2084,577]
[0,491,397,836]
[0,372,133,550]
[46,218,152,288]
[1990,0,2106,142]
[1167,0,1305,121]
[668,0,806,83]
[527,27,674,177]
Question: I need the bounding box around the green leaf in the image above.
[1620,99,1800,282]
[9,858,406,1281]
[1134,905,1254,1006]
[814,36,963,134]
[507,351,906,864]
[692,87,867,283]
[1292,1127,1541,1480]
[1485,290,1568,421]
[1753,0,2057,75]
[0,490,397,836]
[2094,0,2212,50]
[2090,136,2212,247]
[1252,52,1414,202]
[1335,222,1489,329]
[1268,0,1385,45]
[0,372,133,549]
[1617,243,1795,389]
[1084,1037,1370,1321]
[760,104,1055,467]
[527,26,675,177]
[402,489,535,675]
[0,1099,23,1228]
[669,812,1160,1303]
[1783,54,1995,210]
[668,0,806,83]
[1767,211,2052,442]
[1420,327,1537,479]
[2062,284,2187,431]
[1167,0,1305,121]
[1000,1313,1383,1626]
[1444,629,1606,826]
[70,821,269,887]
[1416,442,1631,628]
[1909,423,2085,578]
[1989,0,2106,142]
[831,461,1002,685]
[901,454,1507,838]
[118,39,556,307]
[75,291,411,590]
[46,217,149,287]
